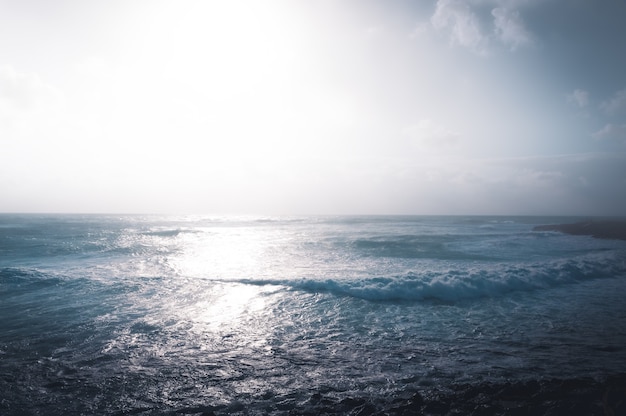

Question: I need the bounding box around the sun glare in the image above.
[36,0,370,213]
[171,226,264,279]
[116,1,328,194]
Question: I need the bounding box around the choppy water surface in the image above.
[1,215,626,414]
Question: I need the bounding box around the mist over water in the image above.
[1,215,626,414]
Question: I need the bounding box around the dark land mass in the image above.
[533,220,626,241]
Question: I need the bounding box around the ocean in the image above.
[1,214,626,415]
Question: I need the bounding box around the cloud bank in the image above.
[430,0,534,55]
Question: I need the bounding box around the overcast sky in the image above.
[1,0,625,215]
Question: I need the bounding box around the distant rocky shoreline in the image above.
[533,220,626,241]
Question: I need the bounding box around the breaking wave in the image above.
[230,255,626,302]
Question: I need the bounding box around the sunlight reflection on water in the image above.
[165,225,278,335]
[96,222,291,368]
[191,283,270,330]
[171,226,270,280]
[147,224,290,354]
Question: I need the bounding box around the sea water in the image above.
[1,215,625,414]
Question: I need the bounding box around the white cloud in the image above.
[409,22,429,39]
[592,123,626,142]
[566,89,589,108]
[366,25,385,37]
[492,7,533,50]
[402,119,459,149]
[0,65,64,116]
[430,1,535,54]
[431,0,488,54]
[601,88,626,115]
[0,65,67,152]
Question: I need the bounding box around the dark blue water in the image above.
[1,215,626,414]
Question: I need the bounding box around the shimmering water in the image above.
[1,215,626,414]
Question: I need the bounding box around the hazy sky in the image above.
[1,0,625,215]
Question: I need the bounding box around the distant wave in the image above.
[141,228,199,237]
[351,235,492,260]
[223,255,626,302]
[0,267,65,291]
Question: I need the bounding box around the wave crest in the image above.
[229,255,626,302]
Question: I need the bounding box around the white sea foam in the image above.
[224,251,625,302]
